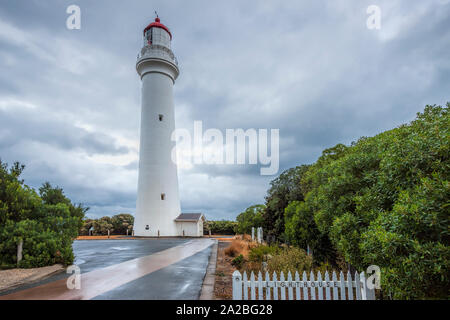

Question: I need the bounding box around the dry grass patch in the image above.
[224,238,257,259]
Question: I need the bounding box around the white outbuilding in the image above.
[174,213,205,237]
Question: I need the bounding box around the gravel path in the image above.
[0,264,64,292]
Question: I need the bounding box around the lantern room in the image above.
[143,17,172,48]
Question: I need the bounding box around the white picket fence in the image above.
[232,270,375,300]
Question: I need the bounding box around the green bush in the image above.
[231,254,245,269]
[266,247,313,274]
[262,165,310,240]
[248,245,280,263]
[0,161,86,269]
[236,205,265,235]
[204,220,237,235]
[280,103,449,299]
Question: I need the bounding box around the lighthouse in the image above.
[133,17,181,236]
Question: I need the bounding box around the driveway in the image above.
[0,238,215,300]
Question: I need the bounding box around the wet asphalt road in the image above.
[1,239,213,299]
[93,247,211,300]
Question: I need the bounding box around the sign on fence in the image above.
[232,270,375,300]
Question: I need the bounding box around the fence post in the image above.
[258,271,263,300]
[317,271,323,300]
[273,271,278,300]
[287,271,294,300]
[250,272,256,300]
[232,270,242,300]
[265,271,271,300]
[347,271,353,300]
[310,271,316,300]
[280,271,286,300]
[243,271,248,300]
[295,271,301,300]
[302,271,308,300]
[339,271,346,300]
[355,272,362,300]
[17,239,23,266]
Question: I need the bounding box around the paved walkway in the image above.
[0,238,215,300]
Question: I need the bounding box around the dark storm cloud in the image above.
[0,0,448,219]
[0,108,129,155]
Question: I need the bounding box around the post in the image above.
[158,230,160,237]
[251,227,255,241]
[107,230,110,238]
[132,230,135,237]
[126,229,129,236]
[17,239,23,266]
[232,270,243,300]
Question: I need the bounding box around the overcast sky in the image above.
[0,1,448,220]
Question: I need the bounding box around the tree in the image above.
[111,213,134,235]
[293,103,449,298]
[236,204,265,234]
[204,220,237,235]
[92,216,113,235]
[0,161,86,268]
[262,165,310,240]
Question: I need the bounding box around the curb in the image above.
[0,264,65,294]
[199,240,218,300]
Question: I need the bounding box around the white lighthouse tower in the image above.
[133,17,180,236]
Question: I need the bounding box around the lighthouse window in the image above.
[161,193,166,200]
[159,114,164,121]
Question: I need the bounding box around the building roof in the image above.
[143,17,172,39]
[174,213,204,222]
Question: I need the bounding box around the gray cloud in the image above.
[0,0,448,220]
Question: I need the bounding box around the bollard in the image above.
[17,239,23,266]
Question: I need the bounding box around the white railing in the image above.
[232,270,375,300]
[137,44,178,66]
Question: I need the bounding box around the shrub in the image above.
[267,247,313,274]
[248,245,280,263]
[0,160,86,269]
[204,220,237,235]
[270,103,449,298]
[236,205,265,235]
[231,254,245,269]
[224,239,254,258]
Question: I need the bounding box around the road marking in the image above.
[0,239,214,300]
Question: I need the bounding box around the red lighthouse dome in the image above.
[143,17,172,40]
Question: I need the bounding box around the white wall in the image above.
[176,221,203,237]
